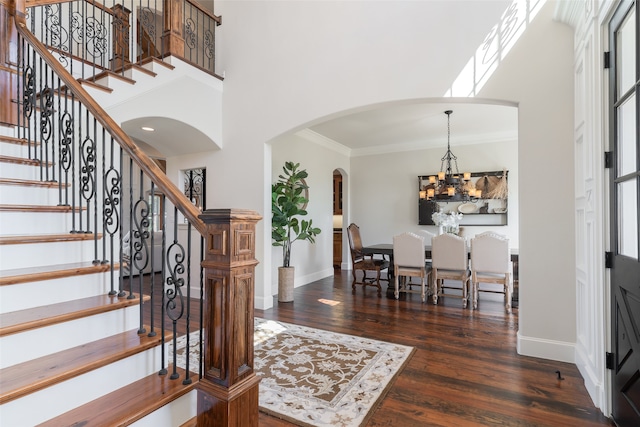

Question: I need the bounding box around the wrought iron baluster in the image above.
[132,170,149,334]
[70,97,79,232]
[21,50,35,160]
[118,147,126,298]
[159,192,167,376]
[167,206,186,380]
[92,117,99,262]
[148,181,157,337]
[126,157,134,298]
[182,220,192,385]
[80,112,96,235]
[104,136,121,295]
[100,127,106,263]
[58,82,73,207]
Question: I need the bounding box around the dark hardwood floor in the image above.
[256,270,613,427]
[143,270,613,426]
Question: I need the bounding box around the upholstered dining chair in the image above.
[393,232,431,302]
[431,233,470,307]
[406,229,436,286]
[470,232,512,313]
[346,223,389,296]
[416,229,436,246]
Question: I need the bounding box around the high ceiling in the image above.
[126,1,519,157]
[307,101,518,155]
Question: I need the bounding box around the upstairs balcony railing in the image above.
[24,0,221,80]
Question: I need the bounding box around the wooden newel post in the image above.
[162,0,185,58]
[196,209,262,427]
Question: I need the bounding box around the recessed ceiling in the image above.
[308,101,518,154]
[122,117,219,157]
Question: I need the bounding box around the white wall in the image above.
[477,1,577,361]
[270,132,350,295]
[350,139,519,248]
[210,0,579,366]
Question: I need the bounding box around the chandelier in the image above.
[420,110,480,201]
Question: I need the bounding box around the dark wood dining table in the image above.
[361,243,519,307]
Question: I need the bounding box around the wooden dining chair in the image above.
[431,233,470,307]
[393,232,431,302]
[346,223,389,296]
[470,232,512,313]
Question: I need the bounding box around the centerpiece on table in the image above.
[432,211,463,235]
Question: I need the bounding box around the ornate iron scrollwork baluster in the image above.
[59,101,73,207]
[166,207,186,380]
[80,131,96,234]
[39,85,53,181]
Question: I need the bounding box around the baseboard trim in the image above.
[575,345,607,413]
[517,331,576,363]
[296,268,335,288]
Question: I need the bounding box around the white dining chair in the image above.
[416,229,436,246]
[393,232,430,302]
[431,233,470,307]
[470,232,512,313]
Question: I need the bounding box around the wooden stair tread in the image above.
[0,204,84,212]
[77,78,113,93]
[91,70,137,85]
[139,56,175,70]
[0,261,121,286]
[0,178,67,188]
[0,155,51,166]
[37,366,194,427]
[0,327,171,404]
[0,135,28,145]
[111,62,158,78]
[0,233,102,245]
[0,293,149,337]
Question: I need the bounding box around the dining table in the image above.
[361,243,519,307]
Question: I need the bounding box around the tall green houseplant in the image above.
[272,161,321,268]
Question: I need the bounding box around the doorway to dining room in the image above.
[333,169,345,271]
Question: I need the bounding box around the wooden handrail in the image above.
[185,0,221,24]
[12,0,207,236]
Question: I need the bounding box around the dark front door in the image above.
[609,1,640,425]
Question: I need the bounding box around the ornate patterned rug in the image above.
[172,318,415,427]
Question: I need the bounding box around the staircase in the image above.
[0,1,262,424]
[0,17,204,423]
[0,125,198,426]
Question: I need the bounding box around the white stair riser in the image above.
[0,211,76,235]
[0,239,106,270]
[0,126,17,137]
[0,346,167,427]
[0,143,35,158]
[0,184,62,205]
[0,304,147,369]
[0,271,118,313]
[0,162,53,181]
[130,390,198,427]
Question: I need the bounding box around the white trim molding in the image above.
[517,332,576,364]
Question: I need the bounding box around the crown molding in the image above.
[295,129,351,157]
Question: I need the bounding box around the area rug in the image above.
[171,318,415,427]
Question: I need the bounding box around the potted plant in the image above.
[272,161,321,302]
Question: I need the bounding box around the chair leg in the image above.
[432,278,439,304]
[351,269,357,291]
[394,273,399,299]
[462,278,468,308]
[375,269,382,296]
[420,277,426,303]
[472,281,478,309]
